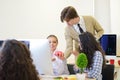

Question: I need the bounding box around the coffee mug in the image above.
[118,60,120,65]
[110,59,114,65]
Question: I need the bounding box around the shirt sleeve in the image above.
[52,56,69,75]
[64,27,73,58]
[87,51,103,79]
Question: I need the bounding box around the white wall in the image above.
[0,0,94,51]
[94,0,111,33]
[110,0,120,34]
[110,0,120,56]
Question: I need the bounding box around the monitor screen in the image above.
[0,41,3,47]
[0,40,29,49]
[99,34,117,56]
[20,40,30,48]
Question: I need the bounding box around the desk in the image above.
[114,59,120,80]
[40,75,96,80]
[106,58,120,80]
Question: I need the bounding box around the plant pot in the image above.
[76,73,86,80]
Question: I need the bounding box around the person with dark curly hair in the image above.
[72,32,106,80]
[0,39,40,80]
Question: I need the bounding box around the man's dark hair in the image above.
[60,6,79,22]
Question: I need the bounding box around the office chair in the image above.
[67,64,76,74]
[102,64,114,80]
[67,64,114,80]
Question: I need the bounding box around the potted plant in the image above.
[75,53,88,80]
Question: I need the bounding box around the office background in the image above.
[0,0,120,56]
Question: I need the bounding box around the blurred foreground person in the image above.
[0,39,40,80]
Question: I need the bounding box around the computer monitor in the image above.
[20,40,30,48]
[0,40,3,47]
[29,39,54,75]
[0,40,29,49]
[99,34,117,59]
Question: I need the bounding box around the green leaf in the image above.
[76,53,88,73]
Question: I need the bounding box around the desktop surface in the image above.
[39,74,96,80]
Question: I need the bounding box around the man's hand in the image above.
[72,50,79,56]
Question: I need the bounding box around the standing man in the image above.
[60,6,104,59]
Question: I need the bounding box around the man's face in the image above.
[66,19,75,26]
[65,17,79,26]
